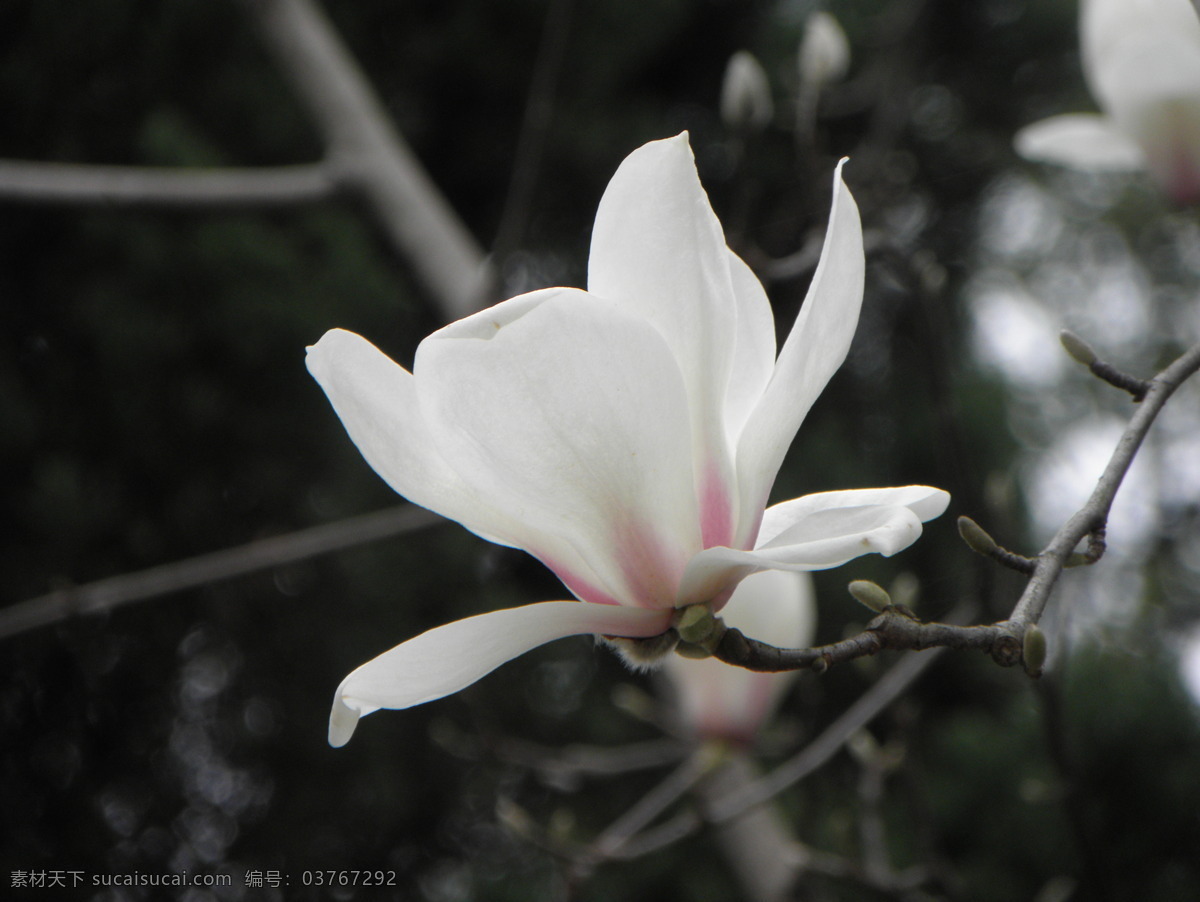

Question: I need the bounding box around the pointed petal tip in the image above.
[328,695,362,748]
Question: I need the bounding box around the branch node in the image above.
[990,631,1023,668]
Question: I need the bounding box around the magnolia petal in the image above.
[723,249,777,442]
[588,133,737,422]
[757,485,950,546]
[1014,114,1145,171]
[664,569,814,741]
[587,133,742,534]
[678,503,927,606]
[307,328,620,605]
[307,329,514,543]
[415,287,700,608]
[330,602,674,746]
[734,161,865,542]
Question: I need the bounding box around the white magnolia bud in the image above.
[799,12,851,88]
[720,50,774,132]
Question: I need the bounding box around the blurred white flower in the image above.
[663,569,815,743]
[308,133,949,747]
[799,12,851,88]
[720,51,775,132]
[1015,0,1200,204]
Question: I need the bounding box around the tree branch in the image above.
[0,160,336,208]
[700,340,1200,679]
[606,647,943,860]
[0,504,440,641]
[237,0,491,320]
[713,605,1022,671]
[1009,339,1200,627]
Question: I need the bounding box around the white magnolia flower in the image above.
[1015,0,1200,204]
[308,133,949,747]
[663,568,815,743]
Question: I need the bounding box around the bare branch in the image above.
[0,504,440,641]
[1010,340,1200,627]
[713,606,1022,672]
[957,515,1037,575]
[1060,330,1151,400]
[0,160,336,209]
[608,647,943,859]
[237,0,492,320]
[570,747,717,875]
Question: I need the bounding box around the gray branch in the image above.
[0,0,492,323]
[237,0,492,320]
[1009,339,1200,627]
[0,160,336,208]
[0,504,440,641]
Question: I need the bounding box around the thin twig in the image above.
[608,647,943,858]
[0,505,440,641]
[713,606,1022,671]
[0,161,336,208]
[490,0,575,262]
[1060,330,1151,400]
[1010,340,1200,627]
[241,0,494,320]
[570,747,716,875]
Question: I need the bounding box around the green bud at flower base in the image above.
[957,515,998,556]
[675,603,717,644]
[848,579,891,613]
[673,640,714,659]
[1023,624,1047,677]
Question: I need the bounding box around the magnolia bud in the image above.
[958,515,998,556]
[798,12,850,88]
[720,51,774,132]
[675,603,718,644]
[848,579,891,613]
[1023,624,1047,677]
[1060,330,1098,366]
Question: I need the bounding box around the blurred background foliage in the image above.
[2,0,1199,899]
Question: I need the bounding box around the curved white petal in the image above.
[307,328,624,606]
[588,133,736,423]
[733,161,865,543]
[588,134,744,545]
[664,569,814,740]
[723,250,777,441]
[677,503,927,606]
[330,602,674,746]
[307,329,515,544]
[757,485,950,546]
[1015,114,1145,171]
[415,287,700,608]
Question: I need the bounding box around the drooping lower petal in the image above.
[329,602,674,746]
[415,287,701,607]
